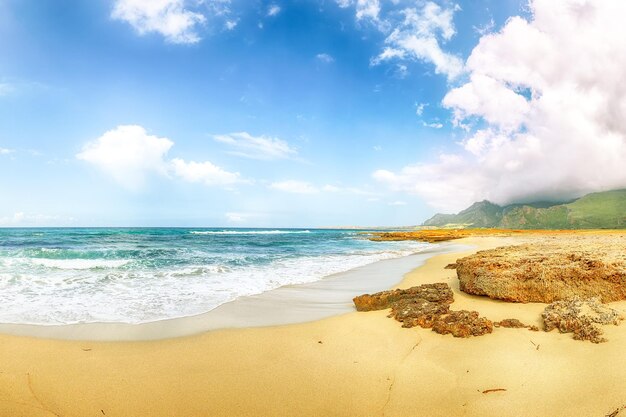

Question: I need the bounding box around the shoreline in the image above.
[2,234,626,417]
[0,242,469,341]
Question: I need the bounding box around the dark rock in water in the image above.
[542,297,623,343]
[353,283,453,312]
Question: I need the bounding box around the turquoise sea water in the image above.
[0,228,430,325]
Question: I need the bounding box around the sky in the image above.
[1,0,625,227]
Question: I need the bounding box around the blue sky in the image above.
[3,0,622,227]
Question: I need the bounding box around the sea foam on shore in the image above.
[0,228,430,325]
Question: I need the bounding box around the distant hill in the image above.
[422,189,626,229]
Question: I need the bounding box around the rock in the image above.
[494,318,539,331]
[542,297,623,343]
[354,283,493,338]
[432,310,493,337]
[389,298,451,328]
[444,263,457,269]
[455,239,626,303]
[494,318,526,328]
[353,283,453,312]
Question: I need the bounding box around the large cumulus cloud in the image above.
[375,0,626,212]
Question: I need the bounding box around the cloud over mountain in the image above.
[375,0,626,212]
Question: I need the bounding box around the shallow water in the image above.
[0,228,430,324]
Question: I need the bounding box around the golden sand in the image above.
[1,235,626,417]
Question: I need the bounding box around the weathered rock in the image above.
[432,310,493,337]
[456,239,626,303]
[354,283,493,338]
[542,297,623,343]
[353,283,453,312]
[495,318,526,328]
[444,263,457,269]
[389,298,451,328]
[494,318,539,331]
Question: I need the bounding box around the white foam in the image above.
[190,230,311,235]
[0,240,430,325]
[29,259,130,270]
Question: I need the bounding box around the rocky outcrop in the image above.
[354,283,493,338]
[353,283,453,312]
[494,319,539,331]
[456,240,626,303]
[431,310,494,337]
[542,297,623,343]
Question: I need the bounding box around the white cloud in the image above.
[271,181,377,196]
[0,147,13,155]
[422,121,443,129]
[111,0,210,44]
[474,18,495,36]
[270,180,319,194]
[225,212,259,223]
[213,132,297,160]
[78,125,243,190]
[224,19,238,30]
[388,200,407,206]
[267,4,281,17]
[170,158,242,186]
[356,0,380,21]
[77,125,173,189]
[415,102,426,116]
[336,0,380,21]
[395,64,409,78]
[443,73,530,131]
[371,2,464,80]
[375,0,626,211]
[316,53,335,63]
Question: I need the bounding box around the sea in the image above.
[0,228,430,325]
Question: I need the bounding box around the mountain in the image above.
[422,189,626,229]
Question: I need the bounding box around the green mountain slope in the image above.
[422,189,626,229]
[423,201,502,227]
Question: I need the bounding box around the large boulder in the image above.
[456,241,626,303]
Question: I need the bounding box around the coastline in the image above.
[1,235,625,417]
[0,242,467,341]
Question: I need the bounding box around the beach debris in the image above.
[455,240,626,303]
[494,319,539,331]
[354,283,493,338]
[607,405,626,417]
[542,297,623,343]
[482,388,507,394]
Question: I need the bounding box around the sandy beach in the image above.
[1,235,626,417]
